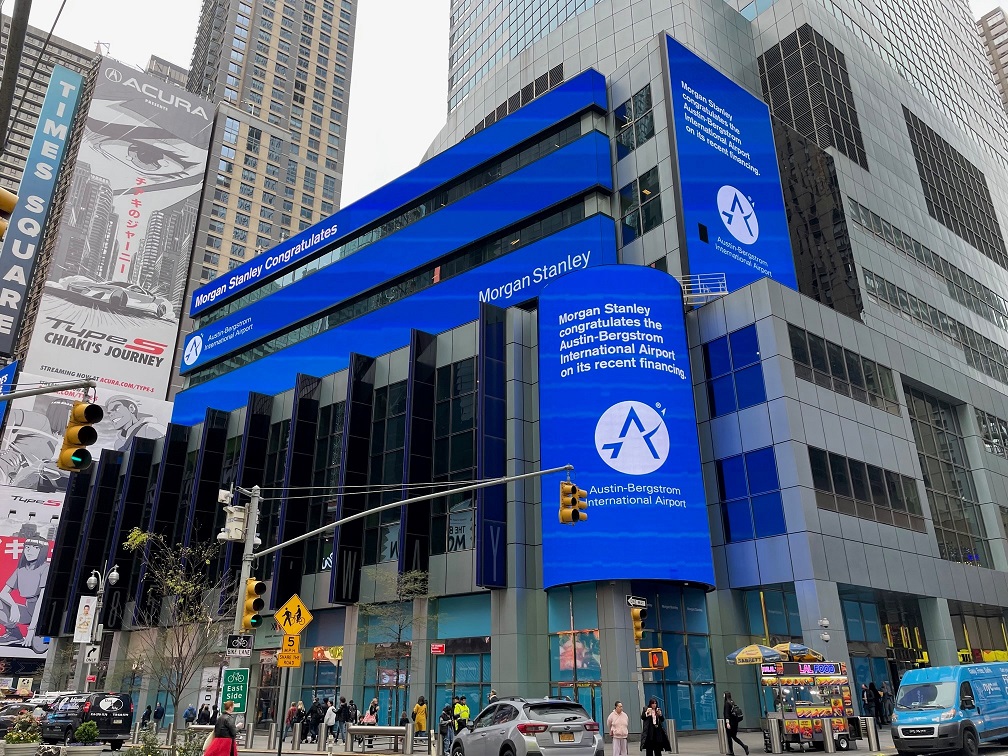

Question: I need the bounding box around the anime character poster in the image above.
[0,484,63,657]
[0,373,170,492]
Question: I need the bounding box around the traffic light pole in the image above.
[230,484,261,670]
[0,378,96,401]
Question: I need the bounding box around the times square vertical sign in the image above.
[0,66,83,354]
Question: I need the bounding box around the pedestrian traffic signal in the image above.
[559,481,588,524]
[242,578,266,630]
[631,607,647,645]
[644,649,669,670]
[57,402,103,471]
[0,187,17,238]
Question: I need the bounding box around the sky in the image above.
[24,0,449,206]
[18,0,1004,205]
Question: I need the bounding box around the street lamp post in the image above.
[80,563,119,691]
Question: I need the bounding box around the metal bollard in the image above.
[767,717,784,754]
[665,719,678,754]
[860,717,879,751]
[318,728,328,752]
[244,725,254,749]
[268,723,278,751]
[431,730,439,756]
[404,724,413,755]
[293,723,303,751]
[822,719,835,753]
[716,719,729,754]
[132,722,141,745]
[344,727,353,753]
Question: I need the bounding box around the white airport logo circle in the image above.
[183,334,203,366]
[717,185,759,244]
[594,401,669,475]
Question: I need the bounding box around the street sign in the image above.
[86,675,97,683]
[277,651,302,668]
[226,633,253,657]
[83,644,100,664]
[274,594,313,635]
[626,595,647,608]
[430,643,446,655]
[222,668,250,714]
[282,635,300,654]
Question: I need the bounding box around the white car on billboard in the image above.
[47,276,175,320]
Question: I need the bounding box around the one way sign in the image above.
[226,634,253,657]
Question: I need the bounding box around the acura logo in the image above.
[104,68,122,83]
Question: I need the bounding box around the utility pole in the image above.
[0,378,96,402]
[229,485,260,669]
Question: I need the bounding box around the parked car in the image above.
[42,692,133,749]
[891,662,1008,756]
[451,698,602,756]
[0,701,36,737]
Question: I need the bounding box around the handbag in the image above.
[202,731,215,751]
[362,713,377,725]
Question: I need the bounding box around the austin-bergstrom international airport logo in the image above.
[183,334,203,366]
[717,185,759,244]
[594,401,669,475]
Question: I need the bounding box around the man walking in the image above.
[153,701,165,733]
[336,697,350,744]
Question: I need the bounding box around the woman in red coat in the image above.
[204,701,240,756]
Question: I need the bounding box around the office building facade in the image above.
[979,7,1008,115]
[38,0,1008,735]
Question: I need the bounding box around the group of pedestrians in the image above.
[439,693,480,753]
[861,682,895,724]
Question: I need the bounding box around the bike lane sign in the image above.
[222,668,249,713]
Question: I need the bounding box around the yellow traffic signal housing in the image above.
[57,402,103,471]
[643,648,669,670]
[631,607,648,645]
[559,481,588,524]
[0,187,17,238]
[243,578,266,630]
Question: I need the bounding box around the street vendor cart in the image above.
[759,661,862,752]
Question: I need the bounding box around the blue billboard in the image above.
[0,360,17,429]
[173,215,617,425]
[0,66,83,354]
[538,265,713,589]
[666,35,797,294]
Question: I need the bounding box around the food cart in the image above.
[759,661,861,751]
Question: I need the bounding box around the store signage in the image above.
[665,34,797,294]
[430,643,446,655]
[538,265,714,588]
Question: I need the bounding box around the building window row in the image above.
[976,408,1008,460]
[197,119,588,326]
[614,84,654,161]
[619,167,662,245]
[864,268,1008,388]
[186,198,593,386]
[704,324,765,417]
[787,323,900,416]
[808,446,925,532]
[847,196,1008,336]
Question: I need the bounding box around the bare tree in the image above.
[357,570,429,724]
[124,528,234,729]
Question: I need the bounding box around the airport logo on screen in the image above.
[595,400,669,475]
[717,185,758,245]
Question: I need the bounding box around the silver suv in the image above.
[451,698,602,756]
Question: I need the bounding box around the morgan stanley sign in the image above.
[0,66,83,354]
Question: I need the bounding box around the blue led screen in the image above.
[172,215,617,425]
[181,132,612,373]
[666,35,797,294]
[538,265,713,588]
[189,69,608,316]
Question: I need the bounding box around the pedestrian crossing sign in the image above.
[274,594,313,635]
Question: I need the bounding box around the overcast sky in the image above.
[21,0,1004,205]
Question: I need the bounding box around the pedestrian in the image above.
[881,683,895,724]
[184,704,197,726]
[361,698,378,749]
[439,703,455,755]
[210,705,219,725]
[397,711,410,750]
[283,702,297,740]
[141,706,152,729]
[488,691,499,705]
[324,699,337,743]
[641,697,671,756]
[204,700,240,756]
[348,700,360,747]
[861,684,875,719]
[292,702,306,743]
[454,695,470,731]
[307,697,324,743]
[722,692,748,756]
[336,697,350,744]
[198,705,212,725]
[412,696,427,736]
[869,683,883,726]
[153,701,165,732]
[607,701,629,756]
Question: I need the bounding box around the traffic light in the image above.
[559,481,588,524]
[0,187,16,238]
[242,578,266,630]
[57,402,103,471]
[631,607,647,645]
[645,649,669,670]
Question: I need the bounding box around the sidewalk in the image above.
[236,728,896,756]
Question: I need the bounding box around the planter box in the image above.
[63,746,104,756]
[3,743,39,756]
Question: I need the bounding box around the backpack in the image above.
[731,703,744,722]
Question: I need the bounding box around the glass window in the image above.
[788,325,809,365]
[745,447,779,494]
[708,375,736,416]
[829,453,851,498]
[729,326,760,368]
[849,460,870,501]
[723,499,753,541]
[704,337,731,377]
[809,447,832,491]
[734,364,766,408]
[717,455,748,501]
[867,465,888,506]
[752,492,786,537]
